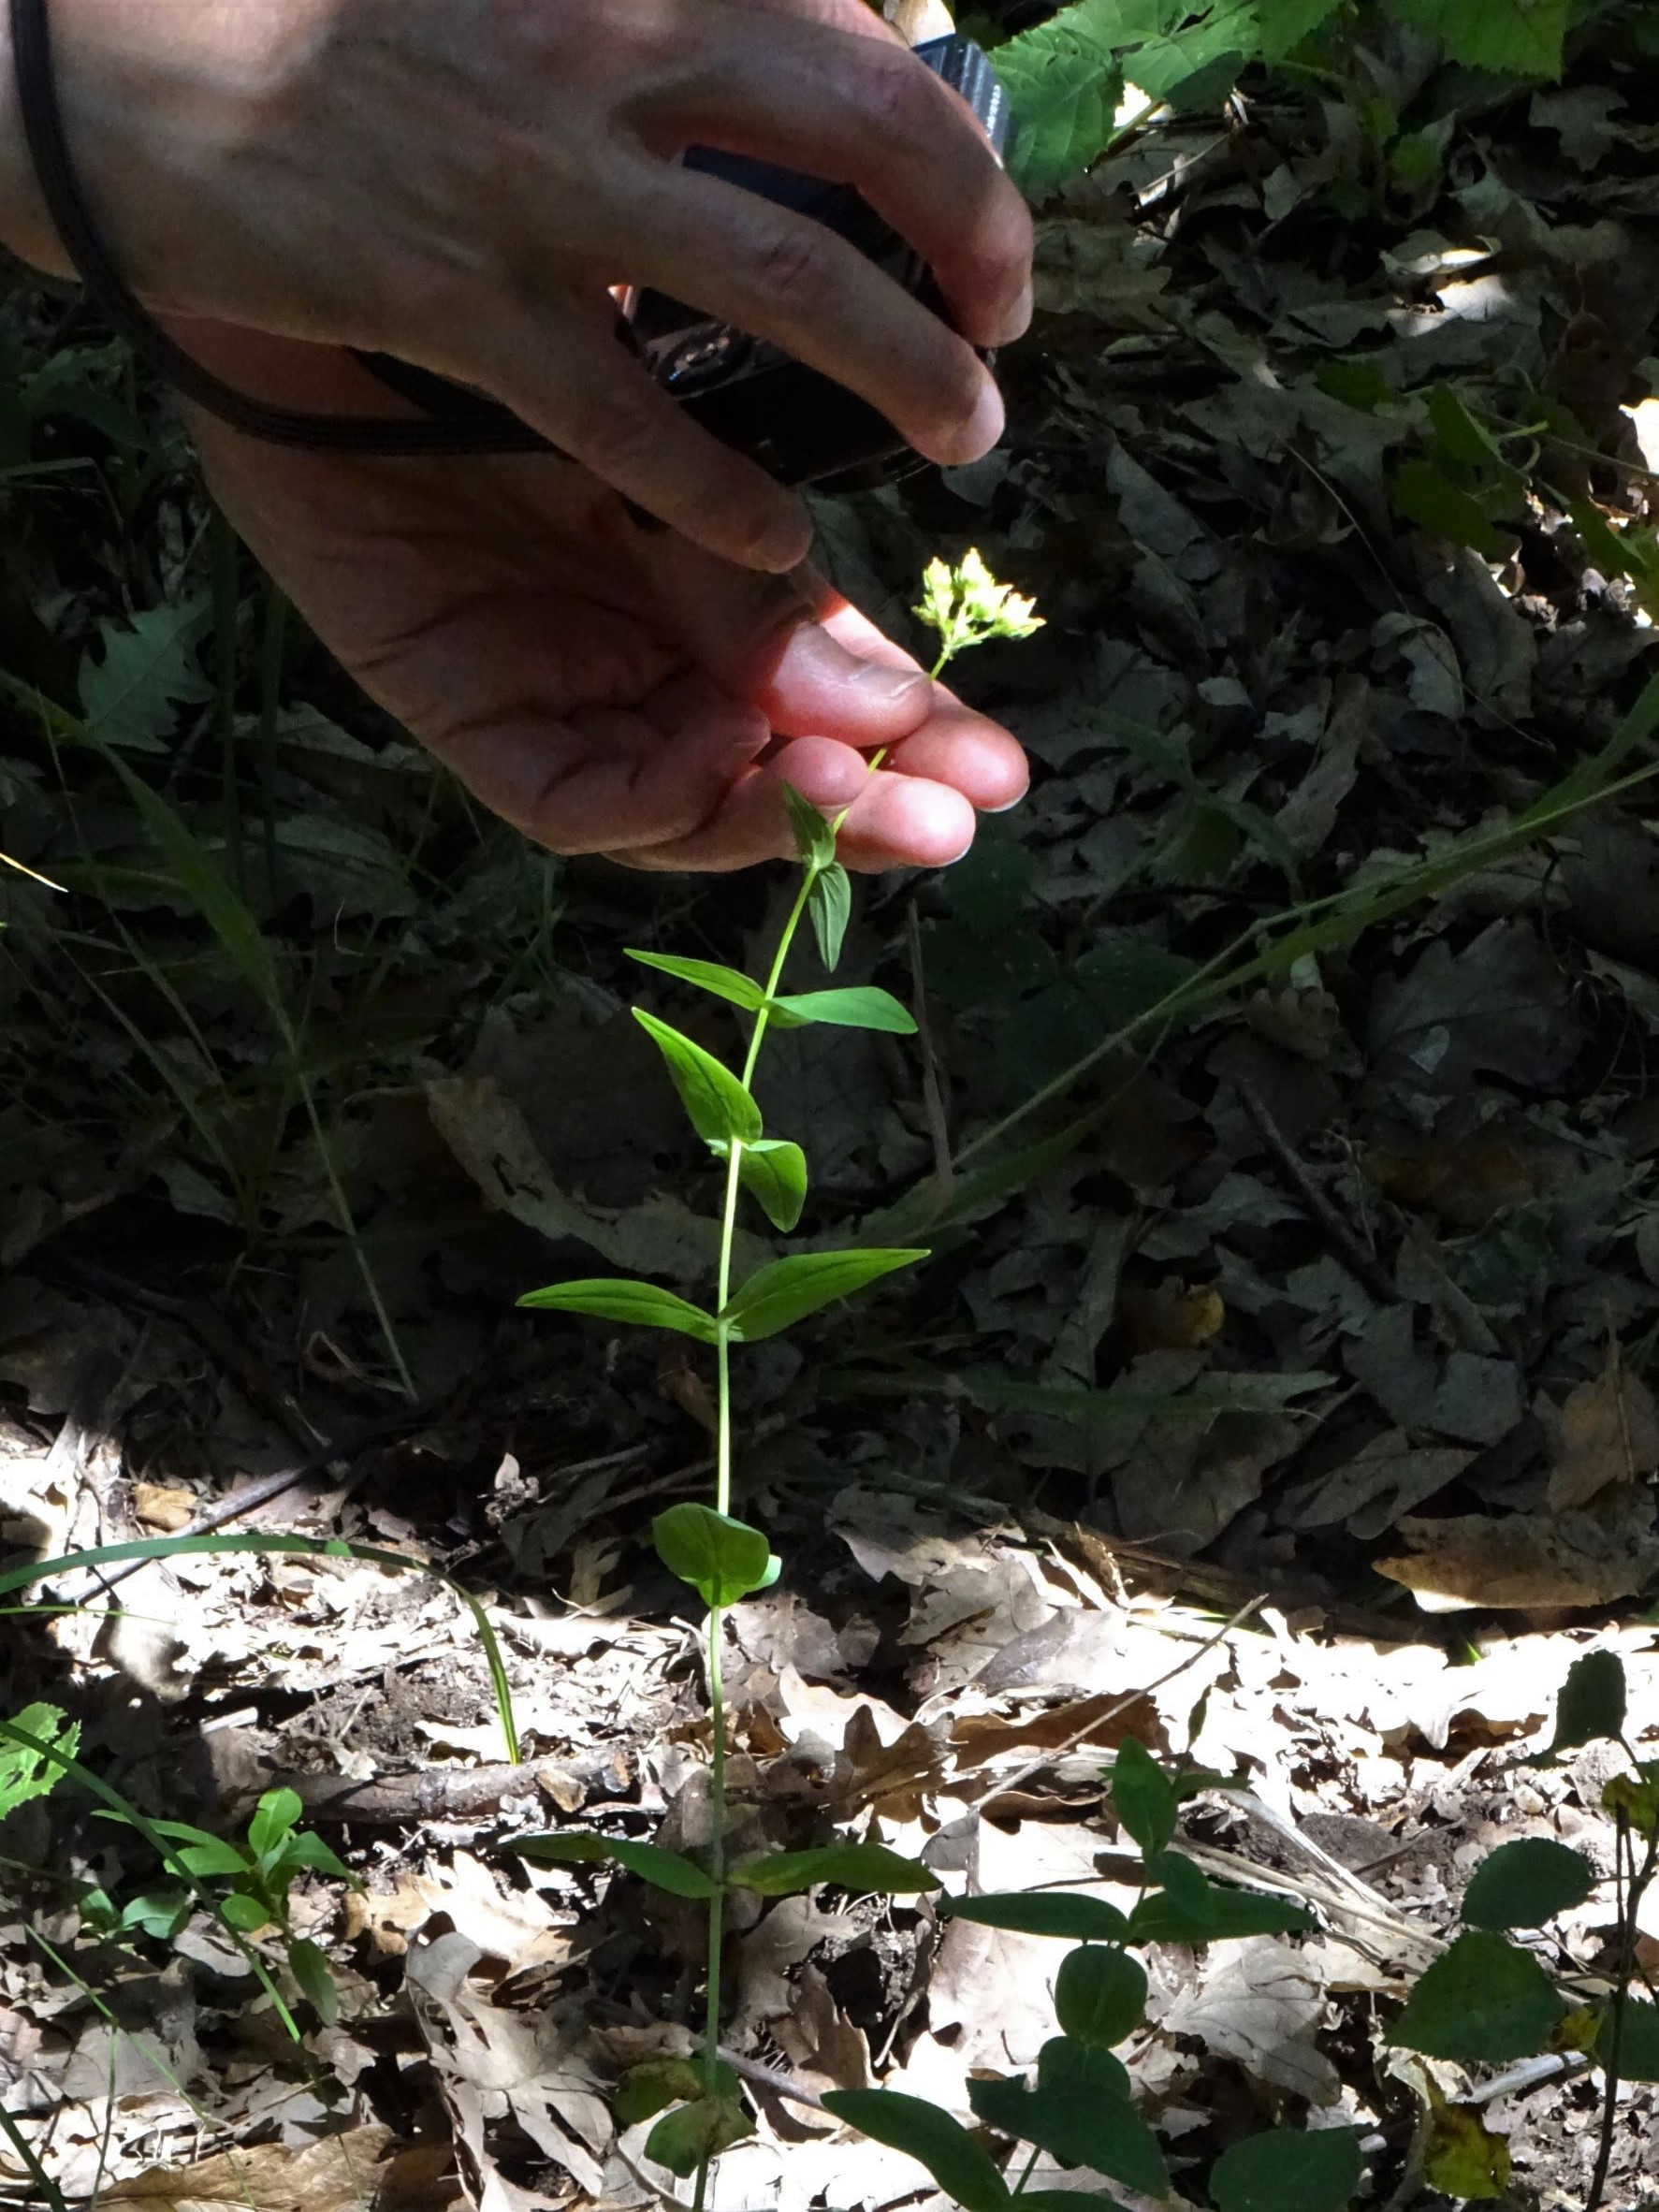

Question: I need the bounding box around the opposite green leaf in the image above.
[1129,1852,1315,1944]
[633,1009,762,1146]
[652,1502,775,1608]
[1548,1650,1626,1755]
[808,862,852,970]
[943,1891,1129,1942]
[289,1937,340,2025]
[732,1138,808,1233]
[821,2090,1010,2212]
[509,1830,720,1899]
[626,951,765,1011]
[248,1787,302,1859]
[518,1277,719,1345]
[1390,1929,1564,2063]
[720,1247,927,1341]
[1462,1839,1594,1930]
[646,2092,751,2176]
[1596,1998,1659,2082]
[1054,1945,1147,2049]
[771,986,917,1034]
[729,1843,940,1897]
[1210,2127,1363,2212]
[969,2039,1166,2196]
[783,782,837,869]
[1111,1737,1177,1859]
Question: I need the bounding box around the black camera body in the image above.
[627,33,1011,490]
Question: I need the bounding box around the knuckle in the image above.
[750,223,837,314]
[857,46,935,138]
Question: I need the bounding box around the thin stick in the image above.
[1238,1079,1395,1303]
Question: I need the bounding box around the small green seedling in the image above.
[99,1784,358,2021]
[0,1704,78,1821]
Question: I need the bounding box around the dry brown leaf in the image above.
[1548,1346,1659,1509]
[1157,1938,1338,2103]
[95,2128,458,2212]
[131,1482,196,1532]
[1376,1491,1659,1611]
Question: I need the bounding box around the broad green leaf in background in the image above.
[518,1277,719,1344]
[0,1704,78,1819]
[510,1831,720,1899]
[1111,1737,1177,1857]
[626,951,765,1011]
[1462,1839,1594,1930]
[633,1010,762,1147]
[783,781,837,869]
[1054,1944,1148,2048]
[1390,1929,1564,2062]
[808,862,851,969]
[720,1247,927,1341]
[1254,0,1345,57]
[771,986,917,1034]
[1394,0,1569,77]
[652,1503,776,1608]
[943,1891,1129,1942]
[1547,1650,1626,1754]
[79,599,211,752]
[1210,2126,1363,2212]
[1596,1999,1659,2082]
[820,2090,1010,2212]
[729,1844,940,1897]
[714,1136,808,1234]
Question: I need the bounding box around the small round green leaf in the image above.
[652,1503,774,1607]
[729,1844,940,1897]
[736,1139,808,1233]
[821,2090,1010,2212]
[968,2040,1166,2195]
[1390,1929,1564,2063]
[517,1277,718,1344]
[1211,2127,1363,2212]
[1463,1839,1594,1930]
[942,1892,1129,1942]
[1054,1945,1147,2049]
[633,1009,762,1146]
[720,1248,926,1342]
[645,2092,751,2176]
[1110,1738,1177,1859]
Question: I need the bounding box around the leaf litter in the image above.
[7,8,1659,2209]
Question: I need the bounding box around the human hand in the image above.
[1,0,1031,569]
[184,328,1027,870]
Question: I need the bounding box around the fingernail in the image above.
[851,662,928,703]
[986,792,1026,814]
[956,378,1005,462]
[941,834,976,866]
[997,280,1034,345]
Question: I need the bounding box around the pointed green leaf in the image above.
[646,2092,751,2176]
[808,862,851,970]
[652,1503,775,1607]
[289,1937,340,2024]
[509,1830,720,1899]
[820,2090,1010,2212]
[943,1892,1128,1942]
[1463,1840,1594,1930]
[1129,1852,1315,1944]
[729,1844,940,1897]
[286,1830,359,1885]
[1054,1945,1147,2049]
[626,951,766,1011]
[517,1277,719,1344]
[1110,1738,1177,1859]
[720,1247,926,1342]
[783,782,837,869]
[1548,1651,1626,1755]
[218,1889,272,1931]
[771,986,917,1034]
[969,2038,1167,2196]
[0,1703,78,1817]
[1212,2128,1363,2212]
[80,598,211,752]
[1390,1930,1564,2063]
[734,1138,808,1233]
[616,2059,741,2126]
[1393,0,1567,76]
[633,1009,762,1146]
[247,1787,302,1859]
[175,1838,256,1881]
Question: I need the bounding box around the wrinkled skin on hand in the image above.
[185,329,1028,871]
[6,0,1031,567]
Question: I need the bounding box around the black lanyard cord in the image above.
[7,0,551,456]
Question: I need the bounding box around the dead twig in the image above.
[1238,1079,1395,1303]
